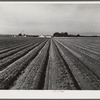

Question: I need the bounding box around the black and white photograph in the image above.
[0,1,100,91]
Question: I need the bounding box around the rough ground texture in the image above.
[0,36,100,90]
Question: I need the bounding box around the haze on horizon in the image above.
[0,3,100,36]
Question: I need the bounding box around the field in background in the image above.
[0,36,100,90]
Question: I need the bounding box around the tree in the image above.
[53,32,60,37]
[60,32,64,37]
[64,32,68,36]
[77,34,80,37]
[53,32,68,37]
[18,33,22,36]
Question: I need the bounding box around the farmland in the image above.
[0,36,100,90]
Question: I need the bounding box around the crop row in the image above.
[0,39,47,71]
[44,39,80,90]
[0,40,48,89]
[55,39,100,89]
[55,39,100,78]
[0,40,45,60]
[11,40,50,89]
[57,37,100,54]
[0,37,44,50]
[0,38,45,54]
[0,37,100,90]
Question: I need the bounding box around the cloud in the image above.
[0,3,100,36]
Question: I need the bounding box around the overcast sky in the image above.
[0,3,100,36]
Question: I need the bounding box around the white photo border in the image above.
[0,1,100,99]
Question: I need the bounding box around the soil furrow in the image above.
[56,38,100,51]
[55,39,100,90]
[0,40,45,60]
[0,40,47,89]
[0,40,47,71]
[44,39,80,90]
[56,39,100,79]
[0,38,44,54]
[57,40,100,60]
[11,40,50,90]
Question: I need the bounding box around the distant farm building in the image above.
[39,35,45,38]
[45,35,52,38]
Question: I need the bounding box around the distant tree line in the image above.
[53,32,81,37]
[53,32,68,37]
[18,33,39,37]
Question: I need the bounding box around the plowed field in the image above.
[0,36,100,90]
